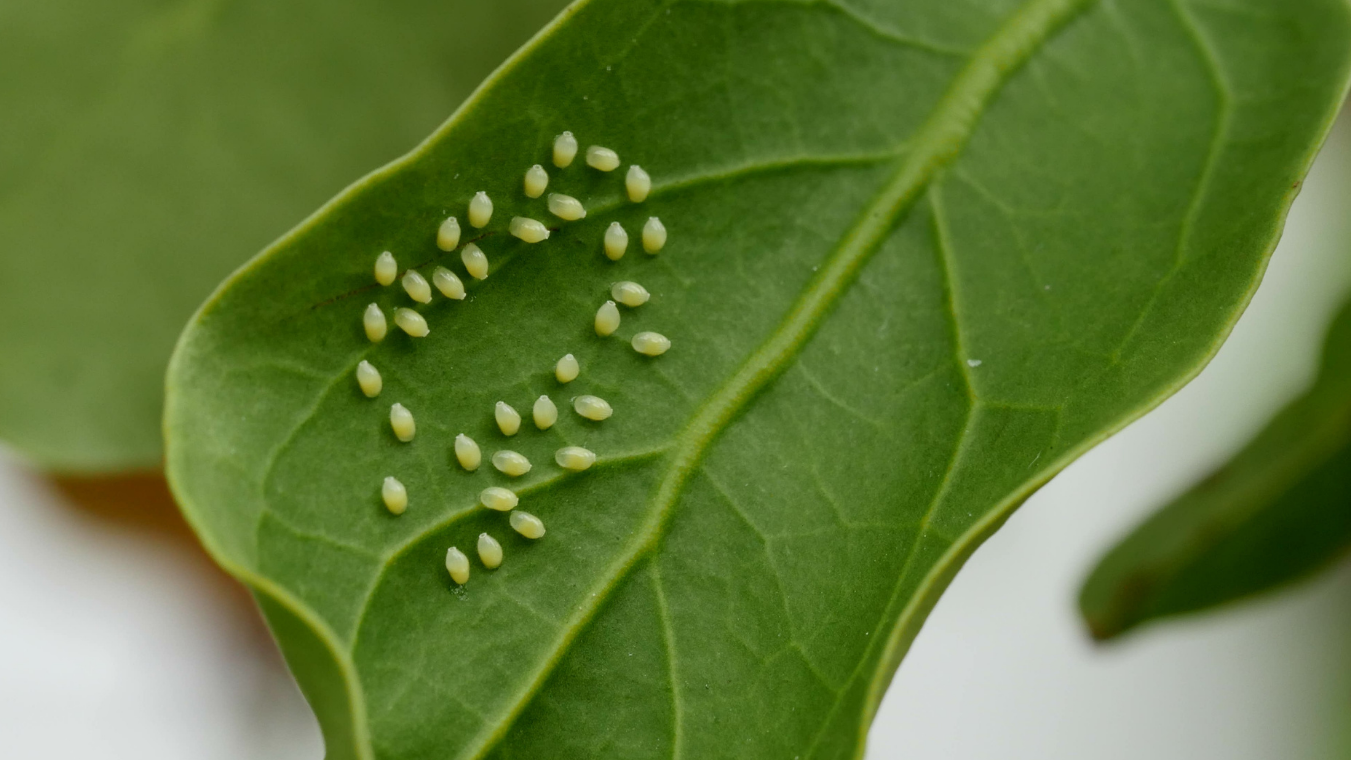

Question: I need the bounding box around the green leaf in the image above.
[0,0,569,472]
[1080,294,1351,641]
[165,0,1351,756]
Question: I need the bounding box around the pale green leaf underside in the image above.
[165,0,1351,758]
[0,0,567,471]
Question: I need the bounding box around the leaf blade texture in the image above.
[0,0,569,471]
[1081,294,1351,640]
[165,0,1351,757]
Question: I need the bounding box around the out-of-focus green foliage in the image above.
[164,0,1351,756]
[0,0,568,472]
[1082,294,1351,640]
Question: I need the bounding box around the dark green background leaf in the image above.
[0,0,567,472]
[165,0,1351,757]
[1081,293,1351,640]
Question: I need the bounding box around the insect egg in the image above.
[364,303,387,342]
[496,401,521,435]
[594,300,620,336]
[603,222,628,261]
[374,251,397,285]
[356,360,382,397]
[455,434,481,471]
[555,446,596,471]
[402,269,432,303]
[642,217,667,253]
[509,216,551,243]
[445,547,470,584]
[586,145,620,172]
[480,486,519,511]
[524,164,549,198]
[432,266,466,300]
[469,191,493,228]
[437,216,461,251]
[574,394,613,421]
[553,131,578,167]
[389,403,416,441]
[492,450,532,477]
[394,307,429,337]
[626,165,651,202]
[510,511,546,539]
[547,193,586,221]
[533,395,558,429]
[611,281,650,307]
[477,533,503,569]
[555,353,580,383]
[631,331,671,356]
[462,243,489,280]
[381,476,407,515]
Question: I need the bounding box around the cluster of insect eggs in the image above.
[357,130,676,585]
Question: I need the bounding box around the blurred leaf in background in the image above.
[0,0,568,473]
[1081,293,1351,640]
[163,0,1351,756]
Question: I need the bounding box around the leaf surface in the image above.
[165,0,1351,757]
[1081,293,1351,640]
[0,0,568,471]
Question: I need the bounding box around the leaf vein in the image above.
[687,0,975,58]
[347,448,669,654]
[256,507,385,562]
[650,562,684,760]
[798,403,975,759]
[795,361,887,433]
[1105,0,1233,364]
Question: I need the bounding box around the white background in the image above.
[1,116,1348,760]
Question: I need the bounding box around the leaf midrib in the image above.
[458,1,1096,758]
